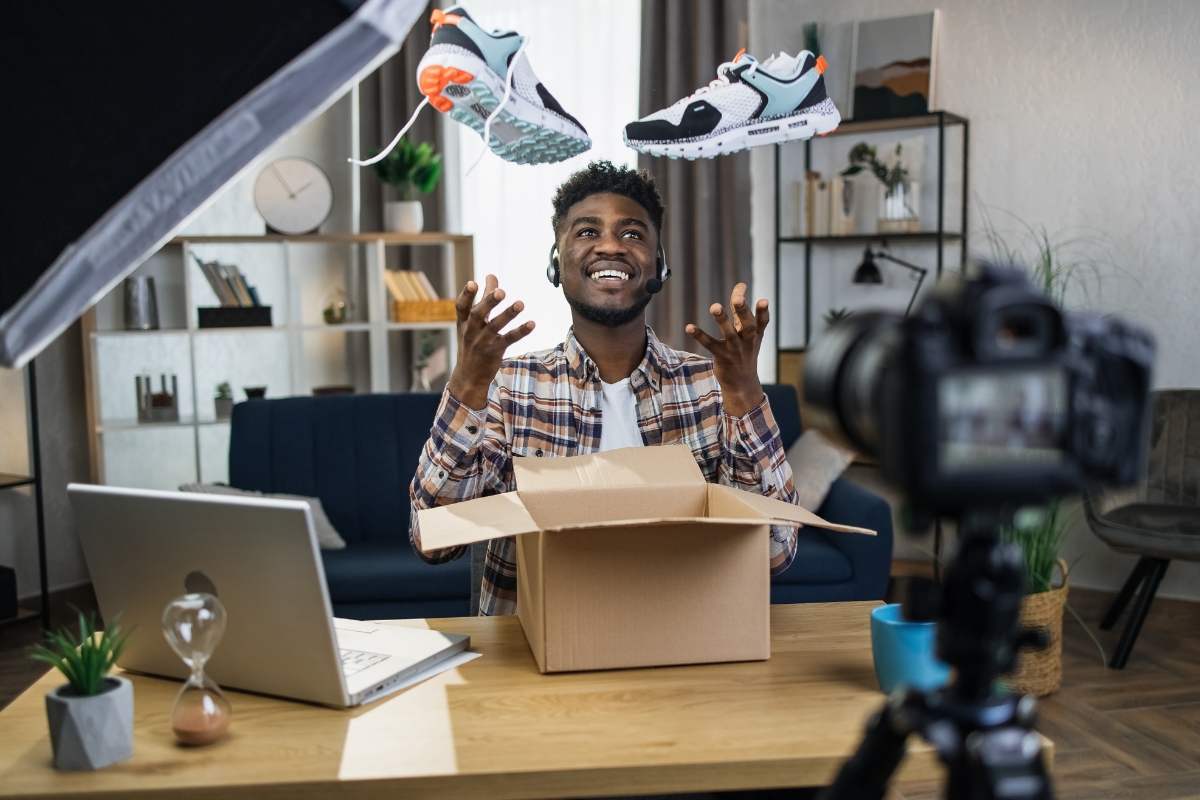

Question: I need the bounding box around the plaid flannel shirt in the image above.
[409,327,800,616]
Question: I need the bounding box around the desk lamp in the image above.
[852,245,929,315]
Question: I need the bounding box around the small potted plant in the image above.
[31,612,133,770]
[371,137,442,233]
[842,142,919,233]
[214,382,234,420]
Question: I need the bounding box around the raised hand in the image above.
[685,282,768,417]
[447,274,535,410]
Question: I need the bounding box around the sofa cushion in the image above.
[771,529,854,585]
[321,542,471,604]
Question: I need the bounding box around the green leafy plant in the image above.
[978,205,1114,307]
[842,142,910,192]
[823,307,852,327]
[215,382,233,400]
[1002,501,1073,595]
[371,138,442,202]
[30,611,131,696]
[802,23,821,56]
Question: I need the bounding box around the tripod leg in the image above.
[818,703,909,800]
[1110,558,1169,669]
[1100,557,1151,631]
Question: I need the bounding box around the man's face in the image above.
[557,192,658,328]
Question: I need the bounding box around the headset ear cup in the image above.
[657,245,671,285]
[546,244,560,287]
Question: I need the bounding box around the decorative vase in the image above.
[877,181,920,234]
[384,200,424,233]
[45,676,134,770]
[1005,558,1069,696]
[123,276,160,331]
[214,397,233,419]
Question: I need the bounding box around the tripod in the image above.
[819,510,1054,800]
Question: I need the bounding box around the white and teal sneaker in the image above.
[624,49,840,160]
[417,7,591,165]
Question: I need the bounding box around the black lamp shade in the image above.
[853,250,883,284]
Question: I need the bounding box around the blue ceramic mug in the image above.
[870,603,951,694]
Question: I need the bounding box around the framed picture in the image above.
[849,11,940,121]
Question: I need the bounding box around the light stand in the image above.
[853,246,929,316]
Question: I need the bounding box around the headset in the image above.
[546,242,672,294]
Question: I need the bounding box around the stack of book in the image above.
[192,254,271,328]
[193,255,262,307]
[385,270,456,323]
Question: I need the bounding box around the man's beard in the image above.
[566,292,652,328]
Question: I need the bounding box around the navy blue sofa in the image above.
[761,384,894,604]
[228,386,891,619]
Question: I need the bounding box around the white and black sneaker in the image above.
[417,6,591,165]
[624,49,840,160]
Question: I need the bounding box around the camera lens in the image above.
[804,311,903,457]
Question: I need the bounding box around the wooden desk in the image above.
[0,603,963,799]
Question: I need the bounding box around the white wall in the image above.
[750,0,1200,600]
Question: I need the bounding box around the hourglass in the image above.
[162,593,232,745]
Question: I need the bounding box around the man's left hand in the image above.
[686,282,768,417]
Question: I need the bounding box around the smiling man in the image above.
[409,160,799,615]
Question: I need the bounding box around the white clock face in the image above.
[253,157,333,234]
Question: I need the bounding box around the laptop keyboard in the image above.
[340,648,391,676]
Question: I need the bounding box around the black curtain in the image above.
[638,0,752,352]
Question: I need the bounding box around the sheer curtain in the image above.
[450,0,642,357]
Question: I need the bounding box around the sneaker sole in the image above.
[417,48,591,166]
[625,105,840,160]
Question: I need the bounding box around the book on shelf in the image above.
[191,254,261,307]
[385,270,441,302]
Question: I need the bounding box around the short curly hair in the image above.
[551,160,665,237]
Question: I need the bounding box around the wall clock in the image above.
[253,157,333,234]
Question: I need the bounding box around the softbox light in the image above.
[0,0,425,368]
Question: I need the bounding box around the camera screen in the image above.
[938,367,1067,471]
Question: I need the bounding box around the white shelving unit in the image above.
[82,232,471,488]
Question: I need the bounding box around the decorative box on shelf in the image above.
[392,299,456,323]
[197,307,273,328]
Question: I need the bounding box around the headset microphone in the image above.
[645,278,663,294]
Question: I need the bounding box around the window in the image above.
[448,0,642,356]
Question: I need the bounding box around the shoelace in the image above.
[349,34,531,173]
[465,34,531,176]
[690,48,756,98]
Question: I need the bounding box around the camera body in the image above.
[805,265,1155,515]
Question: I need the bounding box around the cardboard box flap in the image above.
[543,516,769,533]
[513,445,704,493]
[416,492,541,550]
[708,484,876,535]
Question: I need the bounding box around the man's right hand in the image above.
[447,274,535,410]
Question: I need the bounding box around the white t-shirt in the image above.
[598,378,644,451]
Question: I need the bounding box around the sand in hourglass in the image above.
[172,695,231,746]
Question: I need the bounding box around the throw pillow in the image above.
[786,429,857,512]
[177,483,347,550]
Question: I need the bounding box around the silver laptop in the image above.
[67,483,470,708]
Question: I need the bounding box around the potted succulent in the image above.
[214,382,234,420]
[842,142,919,233]
[31,612,133,770]
[371,137,443,233]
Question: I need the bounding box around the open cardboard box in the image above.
[418,445,874,672]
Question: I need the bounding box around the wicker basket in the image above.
[393,299,457,323]
[1005,558,1069,696]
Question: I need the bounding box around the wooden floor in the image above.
[3,586,1197,799]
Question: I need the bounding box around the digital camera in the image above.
[804,264,1156,515]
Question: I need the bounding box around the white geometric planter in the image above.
[45,677,134,770]
[384,200,424,233]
